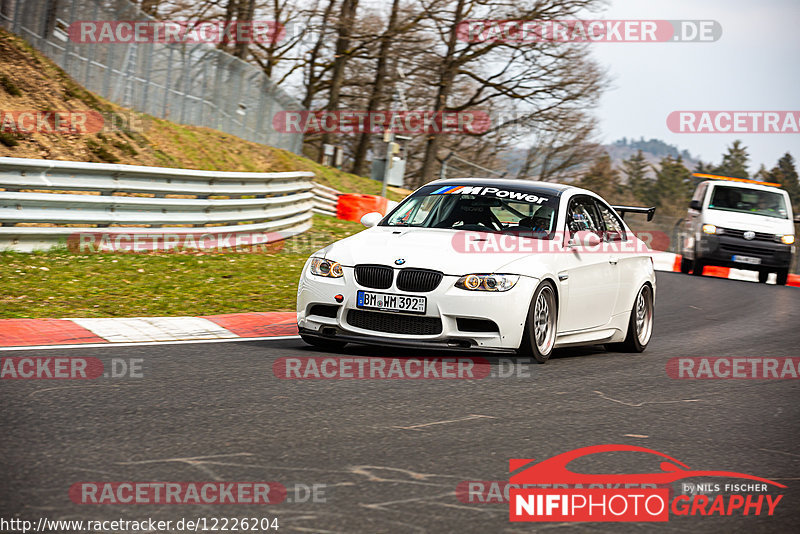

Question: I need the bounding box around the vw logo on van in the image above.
[743,231,756,240]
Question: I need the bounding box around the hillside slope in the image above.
[0,29,401,199]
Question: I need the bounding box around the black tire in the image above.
[758,270,769,284]
[518,281,558,364]
[691,246,704,276]
[300,334,347,351]
[679,256,693,274]
[776,269,789,286]
[605,284,654,353]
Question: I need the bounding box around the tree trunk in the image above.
[350,0,400,176]
[319,0,359,161]
[233,0,257,59]
[303,0,337,109]
[417,0,466,187]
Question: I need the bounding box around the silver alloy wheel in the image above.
[534,285,556,355]
[635,285,654,346]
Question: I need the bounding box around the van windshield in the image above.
[708,186,789,219]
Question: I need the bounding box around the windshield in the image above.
[708,186,789,219]
[382,184,559,238]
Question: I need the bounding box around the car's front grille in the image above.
[346,309,442,335]
[396,269,443,292]
[720,243,775,256]
[355,265,393,289]
[720,228,776,242]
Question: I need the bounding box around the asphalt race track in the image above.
[1,272,799,533]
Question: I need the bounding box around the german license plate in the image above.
[356,291,426,314]
[732,255,761,265]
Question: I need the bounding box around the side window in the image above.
[594,200,627,241]
[566,196,602,237]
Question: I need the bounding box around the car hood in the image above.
[704,208,794,234]
[320,226,541,275]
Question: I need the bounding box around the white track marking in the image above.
[71,316,238,342]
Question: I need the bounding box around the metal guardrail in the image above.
[0,157,315,251]
[311,183,340,217]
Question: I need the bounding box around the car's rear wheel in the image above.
[758,270,769,284]
[776,269,789,286]
[519,281,557,363]
[300,334,347,351]
[606,283,654,353]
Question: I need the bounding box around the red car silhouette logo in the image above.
[510,444,785,488]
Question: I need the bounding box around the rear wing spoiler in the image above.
[612,205,656,222]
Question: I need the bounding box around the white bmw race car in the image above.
[296,179,656,362]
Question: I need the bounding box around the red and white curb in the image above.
[650,252,800,286]
[0,312,298,348]
[1,258,796,348]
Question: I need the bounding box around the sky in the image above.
[589,0,800,171]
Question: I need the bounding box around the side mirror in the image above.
[360,211,383,228]
[569,230,602,248]
[689,200,702,211]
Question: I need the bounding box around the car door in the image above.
[558,195,619,332]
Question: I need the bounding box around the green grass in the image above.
[0,215,365,319]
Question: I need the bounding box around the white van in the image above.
[679,175,796,285]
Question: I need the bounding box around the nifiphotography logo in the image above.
[508,445,785,522]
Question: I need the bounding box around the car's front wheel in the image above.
[300,334,347,351]
[519,281,557,363]
[606,283,654,353]
[679,256,693,274]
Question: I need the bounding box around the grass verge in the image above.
[0,215,364,319]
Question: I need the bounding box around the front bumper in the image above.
[296,266,538,351]
[697,234,794,270]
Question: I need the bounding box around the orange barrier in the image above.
[337,194,388,223]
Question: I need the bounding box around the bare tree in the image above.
[515,110,600,182]
[318,0,360,157]
[412,0,606,186]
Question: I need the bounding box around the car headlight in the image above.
[455,274,519,292]
[310,257,344,278]
[781,235,795,245]
[702,224,718,235]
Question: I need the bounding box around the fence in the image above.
[0,157,315,251]
[0,0,304,153]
